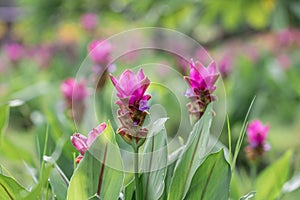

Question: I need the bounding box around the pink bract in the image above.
[110,69,151,106]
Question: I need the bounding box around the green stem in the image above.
[250,162,257,187]
[133,143,141,200]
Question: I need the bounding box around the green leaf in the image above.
[0,174,29,199]
[184,149,231,200]
[255,150,292,200]
[67,122,124,200]
[20,164,53,200]
[167,104,213,200]
[49,164,69,200]
[124,179,135,200]
[0,104,9,142]
[140,118,168,200]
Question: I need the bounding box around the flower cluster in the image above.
[245,119,270,161]
[61,78,88,124]
[71,123,106,163]
[184,59,219,124]
[110,69,151,147]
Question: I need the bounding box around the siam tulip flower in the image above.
[245,119,270,161]
[184,59,219,124]
[277,54,291,70]
[218,53,232,79]
[110,69,151,147]
[71,123,106,163]
[88,40,112,66]
[61,78,88,124]
[80,13,98,31]
[5,43,25,63]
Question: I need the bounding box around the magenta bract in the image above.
[247,119,269,148]
[184,60,219,95]
[80,13,98,31]
[110,69,151,109]
[5,43,25,62]
[71,123,106,163]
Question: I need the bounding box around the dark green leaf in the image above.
[0,173,28,200]
[184,149,231,200]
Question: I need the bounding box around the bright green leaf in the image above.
[49,164,69,200]
[255,150,292,200]
[0,104,9,141]
[184,149,231,200]
[140,118,168,200]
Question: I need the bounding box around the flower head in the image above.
[184,60,219,95]
[245,119,270,162]
[5,43,25,63]
[71,123,106,163]
[184,59,219,124]
[80,13,98,31]
[61,78,88,104]
[88,40,112,65]
[110,69,151,110]
[110,68,151,147]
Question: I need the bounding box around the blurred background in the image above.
[0,0,300,199]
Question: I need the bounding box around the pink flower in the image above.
[5,43,25,62]
[247,120,270,149]
[219,54,232,78]
[60,78,88,104]
[184,60,219,95]
[88,40,112,65]
[71,123,106,163]
[110,69,151,110]
[80,13,98,31]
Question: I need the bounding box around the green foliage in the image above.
[255,150,292,200]
[140,118,168,200]
[185,149,231,200]
[0,104,9,142]
[167,104,213,200]
[0,174,28,199]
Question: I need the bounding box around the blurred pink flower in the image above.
[60,78,88,104]
[5,43,25,62]
[71,123,106,163]
[80,13,98,31]
[247,119,270,149]
[184,60,219,95]
[277,54,291,70]
[110,69,151,110]
[88,40,112,65]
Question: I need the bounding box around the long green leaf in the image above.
[0,174,28,200]
[185,149,231,200]
[140,118,168,200]
[255,150,292,200]
[49,164,69,200]
[0,104,9,142]
[167,103,213,200]
[67,122,124,200]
